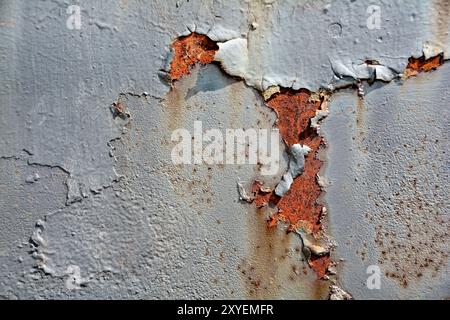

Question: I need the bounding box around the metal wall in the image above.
[0,0,448,299]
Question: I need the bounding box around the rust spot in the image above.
[404,53,444,78]
[308,254,330,279]
[266,89,324,235]
[169,33,218,81]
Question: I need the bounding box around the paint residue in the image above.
[404,53,444,78]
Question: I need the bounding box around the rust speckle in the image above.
[249,88,328,279]
[404,53,444,78]
[169,33,218,81]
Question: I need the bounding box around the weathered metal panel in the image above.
[0,0,448,299]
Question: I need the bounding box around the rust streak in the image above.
[242,207,291,298]
[251,180,279,209]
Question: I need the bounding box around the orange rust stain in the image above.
[266,89,324,235]
[404,54,444,77]
[308,254,331,279]
[266,89,321,146]
[251,180,279,209]
[169,33,218,81]
[276,138,323,234]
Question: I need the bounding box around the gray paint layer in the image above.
[0,0,448,299]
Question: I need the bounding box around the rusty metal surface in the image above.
[323,63,450,299]
[0,0,448,299]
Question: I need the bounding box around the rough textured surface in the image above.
[169,33,218,81]
[0,0,448,299]
[322,64,450,299]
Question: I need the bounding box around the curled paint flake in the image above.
[275,144,311,197]
[237,182,254,203]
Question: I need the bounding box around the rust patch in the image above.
[308,254,331,279]
[275,141,323,234]
[111,101,130,119]
[251,180,279,209]
[404,53,444,78]
[249,88,329,279]
[266,89,325,235]
[266,89,321,147]
[169,33,218,81]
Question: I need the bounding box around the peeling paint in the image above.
[214,38,249,82]
[262,85,281,101]
[1,0,449,300]
[274,144,311,197]
[251,180,277,209]
[168,32,336,280]
[331,60,399,82]
[404,53,444,78]
[237,182,254,203]
[168,32,334,281]
[266,89,325,235]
